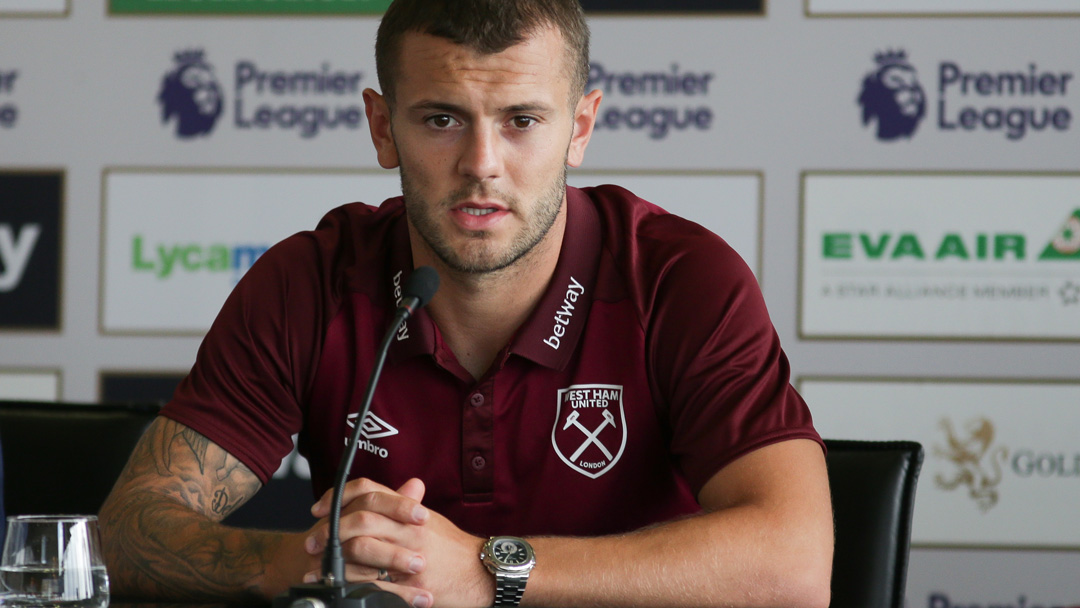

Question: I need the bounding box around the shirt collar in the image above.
[511,187,601,370]
[387,204,438,363]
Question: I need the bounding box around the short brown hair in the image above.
[375,0,590,105]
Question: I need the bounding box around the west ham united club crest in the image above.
[552,384,627,479]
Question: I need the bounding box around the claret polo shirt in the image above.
[163,185,820,538]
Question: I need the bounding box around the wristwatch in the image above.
[480,536,536,607]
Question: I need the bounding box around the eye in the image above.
[510,116,537,129]
[426,114,459,129]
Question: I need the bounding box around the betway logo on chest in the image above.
[543,276,585,350]
[131,234,268,279]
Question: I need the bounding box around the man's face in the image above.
[367,28,598,275]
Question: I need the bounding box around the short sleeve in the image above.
[643,216,821,495]
[161,229,337,483]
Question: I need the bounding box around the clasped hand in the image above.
[303,478,494,608]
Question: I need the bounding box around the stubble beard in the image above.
[401,166,567,276]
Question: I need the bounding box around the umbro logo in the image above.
[346,411,399,439]
[345,411,398,459]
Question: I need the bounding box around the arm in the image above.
[308,438,833,608]
[98,417,315,602]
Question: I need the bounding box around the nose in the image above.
[457,123,502,182]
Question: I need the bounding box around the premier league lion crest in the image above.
[158,49,224,139]
[858,49,926,141]
[552,384,626,479]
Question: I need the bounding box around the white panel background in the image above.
[2,1,1079,603]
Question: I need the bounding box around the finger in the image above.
[340,535,426,576]
[367,580,433,608]
[305,509,387,554]
[344,483,427,525]
[306,508,425,555]
[396,478,426,503]
[312,477,396,518]
[300,563,388,584]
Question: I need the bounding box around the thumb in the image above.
[396,477,426,502]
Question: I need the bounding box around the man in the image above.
[98,1,833,607]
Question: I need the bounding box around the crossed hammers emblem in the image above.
[563,409,616,462]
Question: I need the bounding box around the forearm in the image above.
[523,506,830,608]
[521,440,834,608]
[98,417,312,602]
[99,488,305,602]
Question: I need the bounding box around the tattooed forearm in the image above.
[99,417,290,601]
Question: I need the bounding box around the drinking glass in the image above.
[0,515,110,608]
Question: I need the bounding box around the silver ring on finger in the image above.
[377,568,392,583]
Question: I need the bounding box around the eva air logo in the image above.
[1039,209,1080,260]
[822,209,1080,263]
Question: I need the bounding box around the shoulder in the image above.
[250,198,405,293]
[579,184,757,313]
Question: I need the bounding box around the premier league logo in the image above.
[158,49,224,138]
[552,384,627,479]
[858,50,926,141]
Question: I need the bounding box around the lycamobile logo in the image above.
[132,235,268,279]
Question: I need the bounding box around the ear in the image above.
[364,88,400,169]
[566,89,603,169]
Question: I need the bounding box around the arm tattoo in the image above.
[99,417,284,601]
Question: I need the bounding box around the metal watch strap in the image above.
[493,570,529,607]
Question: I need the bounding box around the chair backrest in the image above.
[0,400,161,517]
[824,439,923,608]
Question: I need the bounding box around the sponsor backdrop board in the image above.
[801,378,1080,548]
[101,170,401,334]
[109,0,392,14]
[0,171,63,330]
[807,0,1080,16]
[0,0,66,14]
[3,0,1080,600]
[0,371,60,401]
[800,173,1080,340]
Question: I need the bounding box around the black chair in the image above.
[0,400,161,517]
[824,439,923,608]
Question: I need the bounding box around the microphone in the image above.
[274,266,440,608]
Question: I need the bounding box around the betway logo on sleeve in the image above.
[102,169,401,334]
[801,173,1080,340]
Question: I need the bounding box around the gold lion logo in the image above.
[933,417,1009,512]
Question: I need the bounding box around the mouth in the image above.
[461,207,498,217]
[450,201,509,230]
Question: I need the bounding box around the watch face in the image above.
[493,539,529,565]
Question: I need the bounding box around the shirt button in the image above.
[470,393,484,407]
[471,455,487,470]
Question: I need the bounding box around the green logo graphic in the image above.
[132,235,268,279]
[1039,209,1080,260]
[110,0,391,16]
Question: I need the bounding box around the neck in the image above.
[411,206,566,380]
